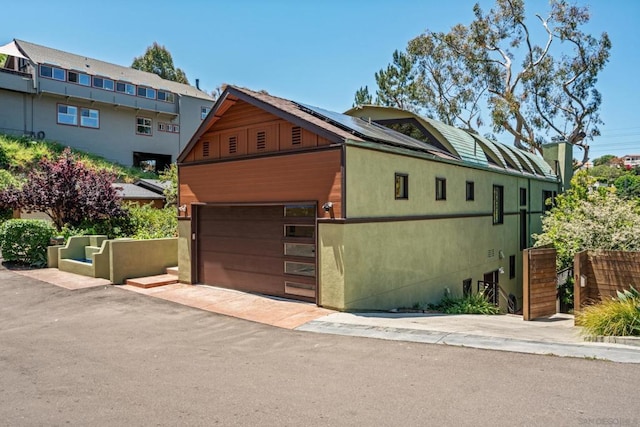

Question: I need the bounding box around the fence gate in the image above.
[522,247,557,320]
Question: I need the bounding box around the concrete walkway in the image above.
[9,267,640,364]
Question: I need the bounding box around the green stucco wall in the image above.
[177,219,192,283]
[108,238,178,284]
[317,145,560,311]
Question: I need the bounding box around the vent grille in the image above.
[202,141,210,157]
[256,131,266,150]
[488,249,495,258]
[292,126,302,145]
[228,136,237,154]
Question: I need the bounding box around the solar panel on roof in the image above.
[297,103,450,155]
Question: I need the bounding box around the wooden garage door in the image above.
[197,204,316,302]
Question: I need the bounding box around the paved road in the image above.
[1,268,639,426]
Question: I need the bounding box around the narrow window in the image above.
[520,209,527,250]
[436,178,446,200]
[158,122,166,132]
[80,108,99,128]
[136,117,152,135]
[228,136,237,154]
[291,126,302,145]
[519,188,527,206]
[466,181,475,201]
[493,185,504,224]
[395,173,408,200]
[256,131,266,150]
[463,278,472,297]
[542,190,556,212]
[509,255,516,279]
[203,141,210,157]
[57,104,78,126]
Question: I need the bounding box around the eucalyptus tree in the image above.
[359,0,611,168]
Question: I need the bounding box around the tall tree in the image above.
[353,85,373,107]
[359,0,611,168]
[132,42,189,84]
[373,50,423,112]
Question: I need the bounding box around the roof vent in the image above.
[292,126,301,145]
[256,131,266,150]
[203,141,210,158]
[228,136,237,154]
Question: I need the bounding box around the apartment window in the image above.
[172,124,179,133]
[201,106,211,120]
[158,123,166,132]
[395,173,408,200]
[466,181,475,201]
[157,90,174,103]
[40,64,65,81]
[520,188,527,206]
[542,190,557,212]
[57,104,78,126]
[136,117,152,135]
[80,108,99,128]
[509,255,516,279]
[137,86,156,99]
[68,71,91,86]
[93,76,114,91]
[436,178,446,200]
[116,81,136,95]
[493,185,504,224]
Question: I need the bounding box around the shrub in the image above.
[429,293,501,315]
[577,287,640,337]
[126,204,177,239]
[0,219,56,267]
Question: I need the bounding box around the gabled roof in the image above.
[179,86,454,163]
[12,39,213,101]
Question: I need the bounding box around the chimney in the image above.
[195,79,200,90]
[542,141,574,193]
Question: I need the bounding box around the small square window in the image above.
[436,178,446,200]
[466,181,474,201]
[395,173,408,200]
[201,106,211,120]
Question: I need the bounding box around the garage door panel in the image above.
[198,236,283,257]
[200,220,283,239]
[200,252,285,276]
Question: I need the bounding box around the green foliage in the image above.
[126,204,177,239]
[587,164,626,184]
[614,174,640,199]
[592,154,618,166]
[429,293,500,315]
[132,42,189,84]
[577,291,640,337]
[0,219,56,267]
[158,163,177,206]
[534,171,640,269]
[353,85,373,107]
[373,50,423,112]
[0,133,156,182]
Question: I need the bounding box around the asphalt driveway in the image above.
[1,267,639,426]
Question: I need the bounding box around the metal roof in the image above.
[13,39,213,101]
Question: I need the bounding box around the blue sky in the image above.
[2,0,638,160]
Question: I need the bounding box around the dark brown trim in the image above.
[192,200,318,208]
[177,216,191,221]
[190,205,198,284]
[178,144,342,168]
[341,144,347,219]
[317,210,530,224]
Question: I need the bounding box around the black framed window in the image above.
[395,173,408,200]
[543,190,557,212]
[436,178,446,200]
[493,185,504,225]
[520,188,527,206]
[509,255,516,279]
[466,181,475,201]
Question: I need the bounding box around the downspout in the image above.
[527,178,532,248]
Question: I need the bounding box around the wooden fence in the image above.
[574,250,640,312]
[522,247,557,320]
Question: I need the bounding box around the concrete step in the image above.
[126,274,178,289]
[166,266,179,276]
